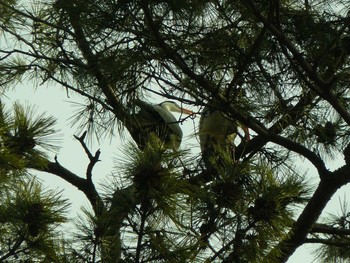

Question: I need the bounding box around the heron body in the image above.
[130,101,192,150]
[199,106,249,168]
[199,108,237,153]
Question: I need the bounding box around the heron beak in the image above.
[180,108,193,115]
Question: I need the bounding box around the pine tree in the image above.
[1,0,350,262]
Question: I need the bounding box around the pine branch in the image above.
[135,207,148,263]
[267,133,328,178]
[74,131,101,181]
[305,238,350,247]
[0,234,25,261]
[36,69,114,112]
[265,165,350,262]
[311,224,350,236]
[32,156,104,215]
[139,0,218,98]
[243,0,350,126]
[211,220,255,261]
[223,227,246,262]
[62,3,128,125]
[0,1,70,33]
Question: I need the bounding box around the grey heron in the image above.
[199,106,249,168]
[129,101,193,150]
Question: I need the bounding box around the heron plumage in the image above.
[129,101,192,150]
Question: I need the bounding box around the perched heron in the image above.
[199,106,249,168]
[129,101,193,149]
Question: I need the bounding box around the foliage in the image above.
[1,0,350,262]
[0,177,69,262]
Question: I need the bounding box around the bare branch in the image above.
[31,156,104,215]
[74,131,101,181]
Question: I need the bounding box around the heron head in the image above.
[159,101,193,115]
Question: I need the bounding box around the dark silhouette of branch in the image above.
[311,224,350,236]
[139,0,218,99]
[0,234,25,261]
[243,0,350,127]
[265,165,350,262]
[62,3,129,126]
[305,238,350,247]
[74,131,101,181]
[267,133,328,177]
[135,208,148,263]
[32,157,104,215]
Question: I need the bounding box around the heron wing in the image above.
[153,105,183,136]
[131,101,183,149]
